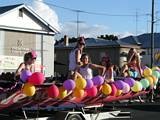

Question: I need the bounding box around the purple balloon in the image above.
[20,70,32,82]
[85,79,94,89]
[142,66,149,71]
[124,78,135,87]
[114,80,125,90]
[63,79,75,91]
[92,76,104,86]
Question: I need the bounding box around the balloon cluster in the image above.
[22,66,160,99]
[61,66,160,98]
[21,70,45,96]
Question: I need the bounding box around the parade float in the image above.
[0,66,160,119]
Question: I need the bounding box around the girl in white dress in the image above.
[75,54,105,80]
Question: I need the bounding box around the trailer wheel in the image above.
[67,114,83,120]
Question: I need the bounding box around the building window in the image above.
[19,9,23,17]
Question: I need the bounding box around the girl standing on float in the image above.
[74,54,106,80]
[15,51,37,77]
[68,37,85,78]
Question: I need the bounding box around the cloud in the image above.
[30,0,60,31]
[59,22,109,38]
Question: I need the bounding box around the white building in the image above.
[0,4,59,76]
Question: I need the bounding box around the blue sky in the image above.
[0,0,160,38]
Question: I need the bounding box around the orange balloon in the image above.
[145,76,154,86]
[73,88,84,98]
[151,75,158,85]
[116,90,122,96]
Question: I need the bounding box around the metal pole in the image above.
[76,11,79,38]
[41,34,44,73]
[151,0,155,67]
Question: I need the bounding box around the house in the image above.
[55,37,140,75]
[0,4,59,76]
[118,33,160,66]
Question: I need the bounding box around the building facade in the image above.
[0,4,59,76]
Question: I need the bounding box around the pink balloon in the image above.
[28,72,45,85]
[86,86,97,97]
[110,84,117,96]
[48,85,59,98]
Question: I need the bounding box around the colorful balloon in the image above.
[92,76,104,86]
[110,84,117,96]
[131,81,142,92]
[58,87,67,99]
[101,84,112,95]
[85,79,93,89]
[140,78,150,89]
[114,80,125,90]
[124,78,135,87]
[151,76,158,85]
[73,88,84,98]
[63,79,75,91]
[86,86,97,97]
[152,66,160,71]
[20,70,32,82]
[116,90,122,96]
[142,66,149,71]
[122,83,130,93]
[145,76,154,86]
[48,85,59,98]
[152,71,160,79]
[23,83,36,96]
[143,68,152,77]
[28,72,45,85]
[75,77,87,89]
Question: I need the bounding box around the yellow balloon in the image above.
[73,88,84,98]
[152,66,160,71]
[23,83,36,96]
[116,90,122,96]
[101,84,112,95]
[143,68,152,77]
[145,76,154,86]
[75,77,87,89]
[58,87,67,99]
[131,81,142,92]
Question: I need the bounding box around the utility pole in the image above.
[136,10,138,35]
[151,0,155,67]
[76,10,80,38]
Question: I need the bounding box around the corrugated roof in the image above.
[137,33,160,48]
[0,4,22,15]
[118,33,160,48]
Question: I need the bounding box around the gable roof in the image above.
[0,4,59,34]
[55,38,139,49]
[0,4,22,15]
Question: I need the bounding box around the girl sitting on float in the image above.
[101,56,114,83]
[121,48,143,78]
[15,51,37,77]
[74,54,106,80]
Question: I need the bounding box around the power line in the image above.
[32,0,148,17]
